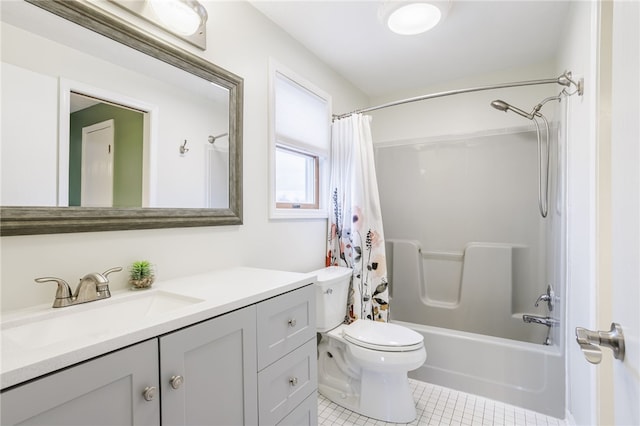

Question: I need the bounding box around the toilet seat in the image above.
[343,319,424,352]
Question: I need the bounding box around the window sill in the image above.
[269,208,328,220]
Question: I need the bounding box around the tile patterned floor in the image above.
[317,379,565,426]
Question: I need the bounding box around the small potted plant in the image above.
[129,260,155,290]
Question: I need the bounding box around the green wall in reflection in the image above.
[69,104,143,207]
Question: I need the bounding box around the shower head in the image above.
[208,132,228,144]
[490,99,535,120]
[490,100,509,112]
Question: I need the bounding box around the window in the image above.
[269,60,331,218]
[275,145,319,209]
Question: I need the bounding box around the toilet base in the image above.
[319,371,417,423]
[360,370,417,423]
[318,335,420,423]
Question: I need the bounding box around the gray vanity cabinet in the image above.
[0,284,316,426]
[160,305,258,426]
[0,339,160,426]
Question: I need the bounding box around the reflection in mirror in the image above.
[69,93,145,208]
[0,0,242,235]
[3,16,229,209]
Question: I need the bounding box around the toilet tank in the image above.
[312,266,352,332]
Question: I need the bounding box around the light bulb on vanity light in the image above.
[149,0,208,36]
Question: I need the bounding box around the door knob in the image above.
[575,322,625,364]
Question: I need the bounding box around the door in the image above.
[0,339,159,426]
[607,1,639,424]
[81,119,114,207]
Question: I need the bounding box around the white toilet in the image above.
[313,266,427,423]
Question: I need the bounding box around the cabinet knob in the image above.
[170,375,184,389]
[288,318,297,327]
[142,386,157,401]
[289,377,298,386]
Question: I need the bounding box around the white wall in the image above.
[368,61,560,143]
[0,62,58,206]
[0,1,368,311]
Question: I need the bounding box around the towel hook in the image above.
[180,140,189,154]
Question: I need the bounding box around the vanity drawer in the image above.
[277,391,318,426]
[257,284,315,369]
[258,338,317,426]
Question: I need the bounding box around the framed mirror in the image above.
[0,0,243,236]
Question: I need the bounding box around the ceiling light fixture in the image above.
[379,1,450,35]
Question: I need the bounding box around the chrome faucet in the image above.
[522,314,558,328]
[36,267,122,308]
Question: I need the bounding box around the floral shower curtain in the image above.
[326,113,389,323]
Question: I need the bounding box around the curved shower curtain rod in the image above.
[332,70,583,120]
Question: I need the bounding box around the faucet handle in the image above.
[534,294,551,306]
[35,277,73,308]
[534,284,555,311]
[95,267,122,300]
[102,267,123,279]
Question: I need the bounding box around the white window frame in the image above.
[268,59,331,219]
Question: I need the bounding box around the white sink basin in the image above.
[1,290,204,350]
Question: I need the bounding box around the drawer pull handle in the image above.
[170,375,184,390]
[143,386,157,401]
[288,318,297,327]
[289,377,298,386]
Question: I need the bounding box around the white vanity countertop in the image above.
[0,267,316,390]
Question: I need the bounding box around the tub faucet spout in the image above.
[522,314,558,328]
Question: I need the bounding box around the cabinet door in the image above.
[160,305,258,426]
[0,339,159,426]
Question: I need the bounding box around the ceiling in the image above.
[250,1,572,99]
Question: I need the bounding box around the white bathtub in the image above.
[395,320,564,418]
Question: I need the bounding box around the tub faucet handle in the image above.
[534,284,555,311]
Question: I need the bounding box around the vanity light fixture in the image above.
[148,0,207,36]
[109,0,208,50]
[379,0,450,35]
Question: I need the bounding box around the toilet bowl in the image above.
[313,266,427,423]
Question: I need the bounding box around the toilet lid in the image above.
[343,320,424,352]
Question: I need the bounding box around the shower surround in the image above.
[377,128,556,344]
[376,127,565,416]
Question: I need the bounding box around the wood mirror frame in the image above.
[0,0,243,236]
